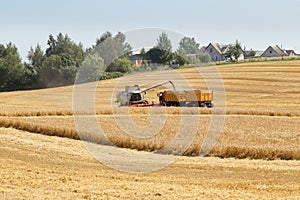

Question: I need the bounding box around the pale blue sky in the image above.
[1,0,300,60]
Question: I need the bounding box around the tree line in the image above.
[0,32,212,91]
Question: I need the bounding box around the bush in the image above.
[100,72,123,80]
[106,57,131,73]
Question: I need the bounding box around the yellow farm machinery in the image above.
[116,81,214,108]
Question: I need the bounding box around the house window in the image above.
[270,50,273,54]
[210,48,213,53]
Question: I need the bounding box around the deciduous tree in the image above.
[155,32,173,64]
[106,57,131,73]
[178,37,200,54]
[225,40,243,62]
[0,43,24,89]
[94,31,132,66]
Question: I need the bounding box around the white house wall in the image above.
[205,45,223,61]
[238,53,245,61]
[262,47,280,57]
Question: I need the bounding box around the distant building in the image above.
[261,45,288,57]
[129,54,146,66]
[204,43,228,61]
[285,50,297,57]
[204,43,244,61]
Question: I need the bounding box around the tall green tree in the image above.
[114,32,132,57]
[45,33,84,67]
[25,44,45,86]
[41,33,85,87]
[0,43,24,89]
[155,32,173,64]
[233,40,243,61]
[28,44,45,68]
[156,32,172,52]
[95,31,112,46]
[178,37,200,54]
[140,48,146,55]
[225,45,235,62]
[94,31,132,66]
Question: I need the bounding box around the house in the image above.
[204,43,244,61]
[261,45,288,57]
[129,54,146,66]
[285,50,297,57]
[204,43,228,61]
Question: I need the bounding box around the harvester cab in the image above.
[117,85,146,106]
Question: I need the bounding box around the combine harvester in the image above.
[116,80,214,108]
[117,81,175,107]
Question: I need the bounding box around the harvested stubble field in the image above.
[0,61,299,199]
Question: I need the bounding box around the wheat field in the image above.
[0,61,299,160]
[0,127,299,199]
[0,61,299,199]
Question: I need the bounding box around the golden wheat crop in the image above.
[0,61,299,160]
[1,127,299,199]
[0,112,299,160]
